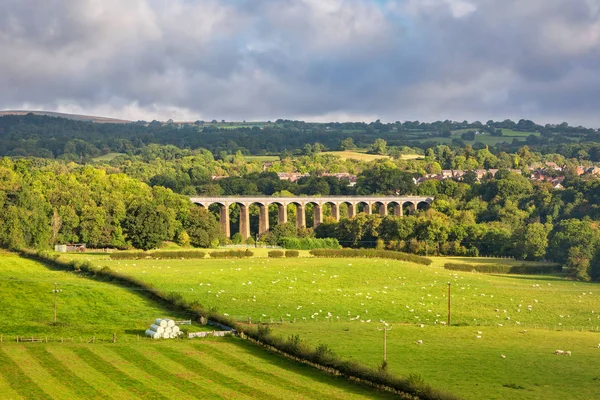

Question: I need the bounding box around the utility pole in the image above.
[447,282,451,326]
[52,282,62,324]
[377,324,392,364]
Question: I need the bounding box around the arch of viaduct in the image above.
[191,196,434,241]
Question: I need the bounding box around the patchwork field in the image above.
[74,252,600,400]
[0,252,395,399]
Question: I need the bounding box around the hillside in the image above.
[0,110,131,124]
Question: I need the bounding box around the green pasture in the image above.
[322,151,391,162]
[0,252,394,399]
[244,155,281,162]
[75,253,600,399]
[0,252,202,338]
[90,152,125,162]
[0,339,391,399]
[271,323,600,400]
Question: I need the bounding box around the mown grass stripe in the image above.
[45,346,135,400]
[4,345,80,399]
[201,339,394,400]
[129,344,243,400]
[71,346,168,400]
[160,345,273,399]
[26,345,104,399]
[0,347,52,400]
[109,345,223,399]
[197,341,348,400]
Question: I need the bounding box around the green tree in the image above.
[183,207,223,248]
[123,203,172,250]
[513,222,549,260]
[370,139,387,155]
[339,138,356,151]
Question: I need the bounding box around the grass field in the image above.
[245,155,281,162]
[0,252,395,399]
[0,339,394,399]
[73,253,600,399]
[322,151,391,161]
[91,152,125,162]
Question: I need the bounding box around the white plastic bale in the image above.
[164,327,172,334]
[165,319,175,328]
[170,332,178,339]
[155,318,167,328]
[162,332,170,339]
[172,326,180,333]
[149,324,164,334]
[145,329,160,339]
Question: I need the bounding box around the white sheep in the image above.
[416,340,423,345]
[476,335,482,339]
[565,351,572,356]
[555,350,564,355]
[501,355,506,359]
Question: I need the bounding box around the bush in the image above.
[209,249,253,258]
[279,237,341,250]
[285,250,300,258]
[110,250,205,260]
[309,249,432,265]
[444,263,562,274]
[268,250,285,258]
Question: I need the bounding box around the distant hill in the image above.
[0,110,131,124]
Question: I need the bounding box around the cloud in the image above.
[0,0,599,126]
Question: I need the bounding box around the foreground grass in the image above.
[77,253,600,399]
[0,338,394,399]
[0,252,397,399]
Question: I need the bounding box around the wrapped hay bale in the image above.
[164,319,175,328]
[155,318,168,328]
[172,326,180,334]
[162,332,170,339]
[145,329,160,339]
[164,327,173,334]
[149,324,164,334]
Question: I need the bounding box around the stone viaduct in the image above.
[190,196,434,241]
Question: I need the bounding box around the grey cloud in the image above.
[0,0,599,126]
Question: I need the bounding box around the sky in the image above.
[1,0,599,126]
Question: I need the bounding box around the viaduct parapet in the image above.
[190,196,434,241]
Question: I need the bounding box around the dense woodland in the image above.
[1,114,600,281]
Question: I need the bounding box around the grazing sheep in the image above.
[476,335,482,339]
[565,351,572,356]
[416,340,423,345]
[477,331,483,334]
[555,350,564,355]
[501,355,506,359]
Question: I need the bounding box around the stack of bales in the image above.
[145,318,182,339]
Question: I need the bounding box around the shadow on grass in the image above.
[220,336,399,399]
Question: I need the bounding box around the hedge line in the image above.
[310,249,432,266]
[268,250,285,258]
[444,263,562,274]
[20,249,456,400]
[209,249,253,258]
[279,237,341,250]
[285,250,300,258]
[110,250,206,260]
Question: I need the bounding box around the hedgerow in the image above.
[444,263,562,274]
[209,249,254,258]
[285,250,300,258]
[110,250,206,260]
[310,249,432,266]
[279,237,341,250]
[268,250,285,258]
